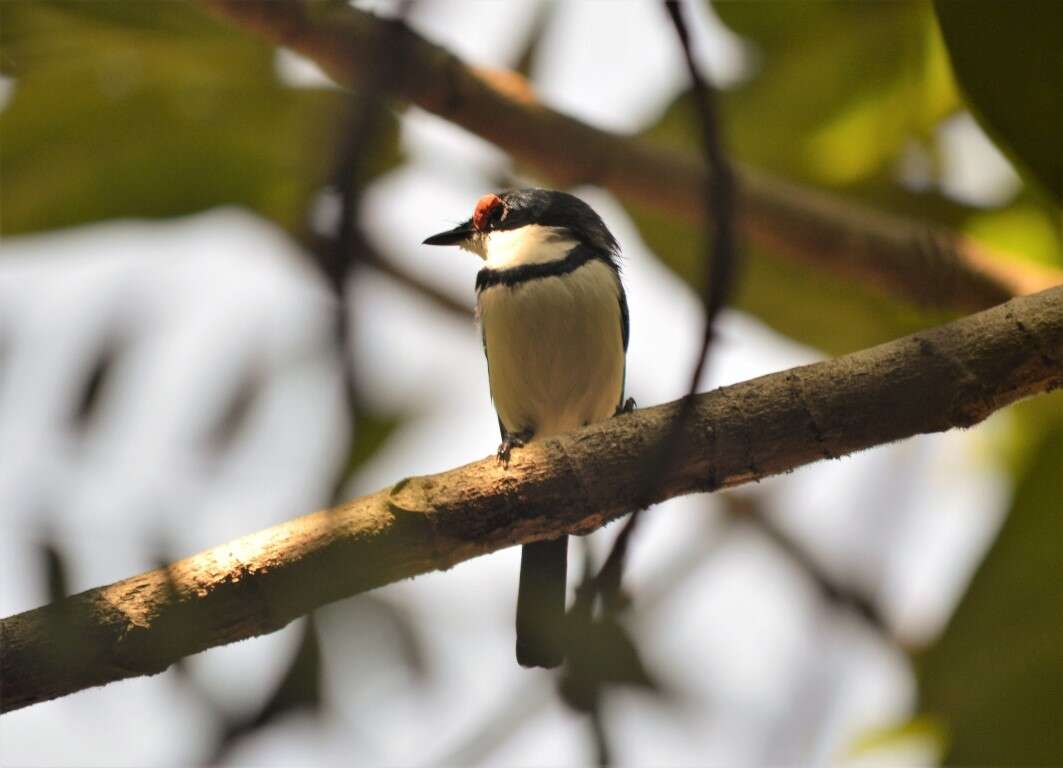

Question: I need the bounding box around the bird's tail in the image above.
[515,536,568,668]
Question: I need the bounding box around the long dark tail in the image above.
[515,536,568,668]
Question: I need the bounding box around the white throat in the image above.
[466,225,578,269]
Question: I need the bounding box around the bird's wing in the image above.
[480,323,509,440]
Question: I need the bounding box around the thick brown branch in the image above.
[203,0,1061,312]
[2,287,1062,713]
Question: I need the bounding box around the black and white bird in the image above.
[424,188,630,668]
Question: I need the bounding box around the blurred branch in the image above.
[725,495,897,645]
[203,0,1061,312]
[359,251,473,320]
[431,679,553,766]
[3,286,1062,713]
[206,616,322,765]
[302,231,473,322]
[588,705,613,766]
[512,1,554,77]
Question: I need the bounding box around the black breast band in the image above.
[475,245,615,292]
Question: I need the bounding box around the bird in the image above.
[424,188,631,668]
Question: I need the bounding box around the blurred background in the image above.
[1,1,1060,765]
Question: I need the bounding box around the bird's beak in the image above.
[423,221,475,246]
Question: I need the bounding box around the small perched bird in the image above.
[424,189,630,668]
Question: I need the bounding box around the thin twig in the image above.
[589,701,613,766]
[360,251,473,321]
[588,0,740,612]
[667,0,738,386]
[432,531,726,766]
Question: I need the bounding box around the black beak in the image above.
[423,221,474,246]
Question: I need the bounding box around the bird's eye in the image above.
[472,193,505,231]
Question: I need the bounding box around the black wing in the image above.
[481,324,506,439]
[617,279,630,409]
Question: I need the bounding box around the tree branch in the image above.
[2,287,1061,713]
[202,0,1061,312]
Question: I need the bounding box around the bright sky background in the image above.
[0,2,1017,765]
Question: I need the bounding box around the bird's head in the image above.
[423,189,619,267]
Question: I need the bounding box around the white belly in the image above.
[478,259,625,438]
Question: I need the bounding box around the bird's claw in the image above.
[497,430,532,467]
[615,397,637,416]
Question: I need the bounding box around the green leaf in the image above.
[328,405,403,502]
[0,1,399,236]
[933,0,1063,204]
[962,192,1063,269]
[713,0,958,187]
[560,614,659,713]
[345,410,402,478]
[844,716,946,761]
[625,1,1058,353]
[915,404,1063,765]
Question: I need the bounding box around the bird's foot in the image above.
[615,397,637,416]
[497,430,533,467]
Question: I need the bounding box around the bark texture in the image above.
[3,287,1062,714]
[201,0,1062,312]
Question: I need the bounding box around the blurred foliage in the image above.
[38,538,70,605]
[845,716,946,762]
[512,1,555,78]
[207,616,323,764]
[204,361,268,456]
[343,410,402,482]
[560,547,660,716]
[320,594,431,681]
[70,333,124,433]
[934,0,1063,204]
[916,414,1063,765]
[0,1,398,236]
[713,0,956,187]
[561,612,657,713]
[625,0,1060,355]
[0,0,407,491]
